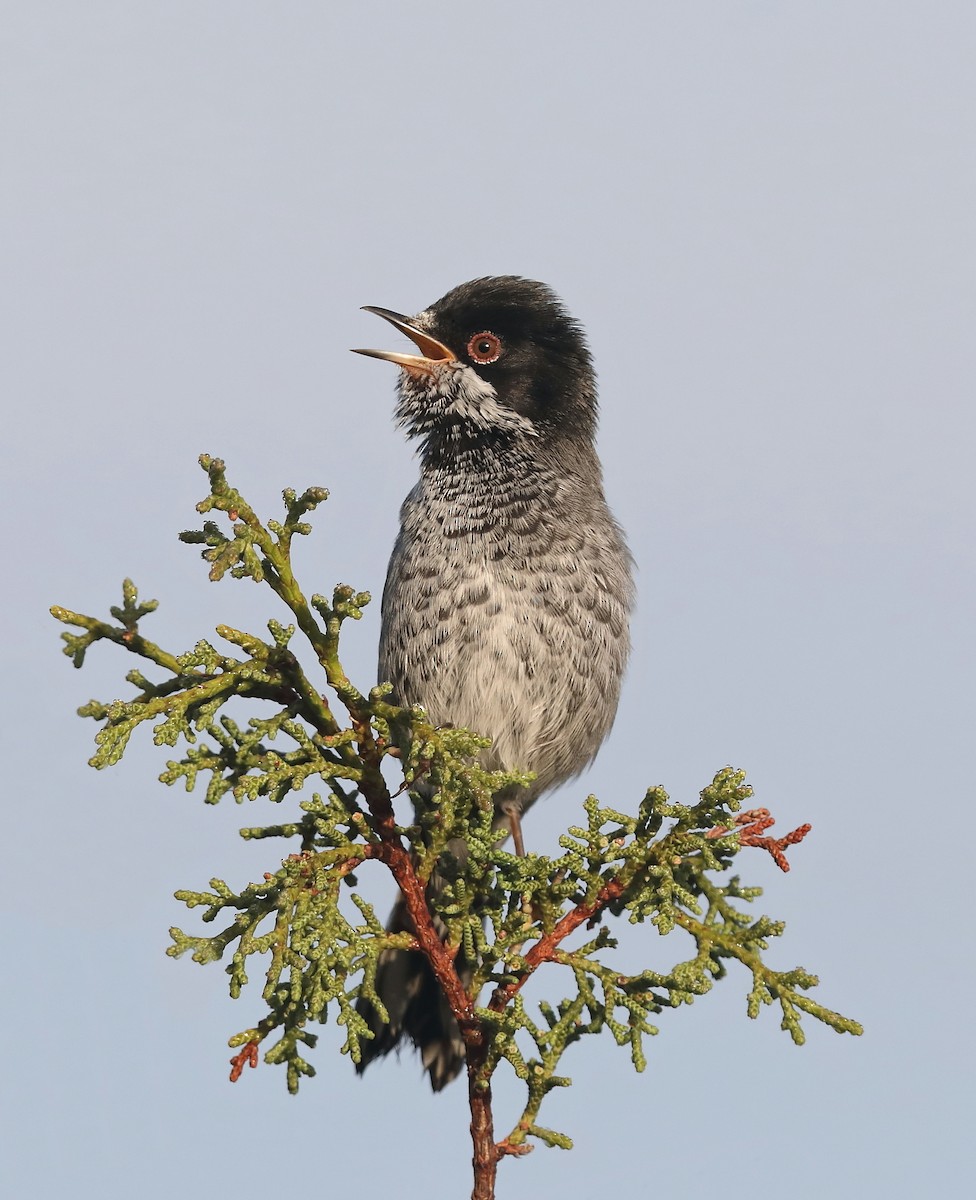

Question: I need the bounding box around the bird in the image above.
[350,276,634,1089]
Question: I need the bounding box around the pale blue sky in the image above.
[3,4,973,1197]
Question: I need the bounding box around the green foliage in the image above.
[52,454,862,1163]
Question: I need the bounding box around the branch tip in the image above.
[707,807,812,872]
[229,1040,259,1082]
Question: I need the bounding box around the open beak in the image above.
[351,307,456,375]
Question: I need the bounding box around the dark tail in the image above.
[354,891,467,1091]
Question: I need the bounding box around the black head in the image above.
[353,276,597,446]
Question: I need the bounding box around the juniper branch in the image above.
[52,454,862,1200]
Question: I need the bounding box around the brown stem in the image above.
[467,1037,498,1200]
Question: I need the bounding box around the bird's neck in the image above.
[416,429,600,517]
[419,430,539,479]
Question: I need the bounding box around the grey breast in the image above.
[378,444,633,811]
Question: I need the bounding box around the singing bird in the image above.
[352,276,634,1089]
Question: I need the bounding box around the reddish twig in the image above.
[229,1040,259,1082]
[350,713,474,1022]
[488,874,628,1014]
[706,807,812,872]
[464,872,632,1195]
[496,1133,534,1159]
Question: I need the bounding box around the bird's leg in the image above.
[508,807,526,858]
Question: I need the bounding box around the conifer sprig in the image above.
[53,455,861,1200]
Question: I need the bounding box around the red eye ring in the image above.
[467,331,502,364]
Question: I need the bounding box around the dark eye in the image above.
[467,331,502,364]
